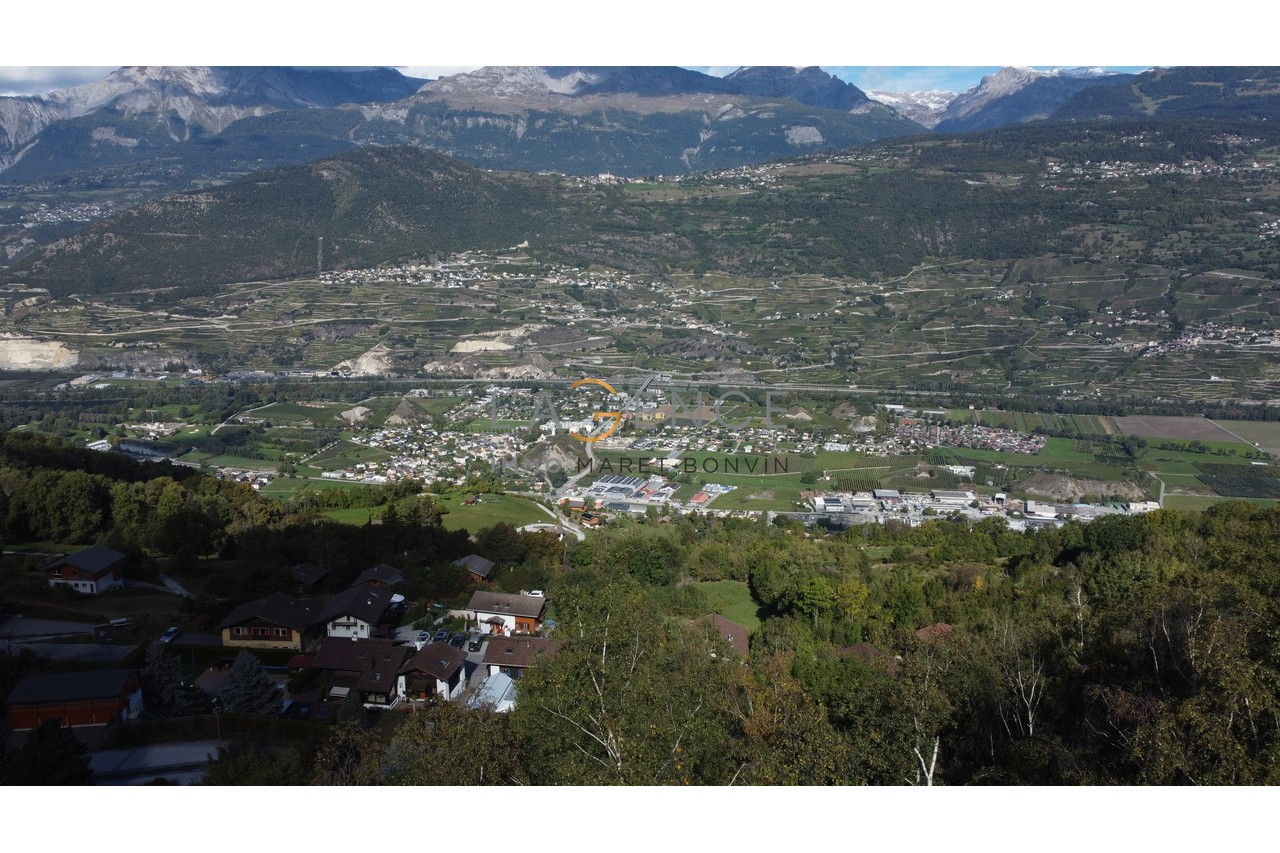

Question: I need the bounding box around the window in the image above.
[273,628,289,638]
[251,627,269,639]
[232,627,247,637]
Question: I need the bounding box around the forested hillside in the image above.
[10,118,1280,296]
[3,433,1277,785]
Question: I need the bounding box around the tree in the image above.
[205,745,307,785]
[141,639,206,716]
[219,651,280,716]
[5,718,92,784]
[311,721,386,785]
[510,581,738,784]
[381,702,524,785]
[731,652,852,785]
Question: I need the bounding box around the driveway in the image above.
[91,740,226,785]
[5,642,135,663]
[0,614,96,639]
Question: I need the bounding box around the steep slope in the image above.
[0,66,425,173]
[2,65,924,190]
[1052,66,1280,122]
[13,119,1280,298]
[934,67,1129,132]
[865,90,956,128]
[722,66,874,111]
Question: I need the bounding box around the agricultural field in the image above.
[1194,462,1280,499]
[1163,494,1280,511]
[1113,415,1244,443]
[306,440,392,469]
[948,409,1116,437]
[1210,420,1280,455]
[9,250,1280,404]
[252,401,351,424]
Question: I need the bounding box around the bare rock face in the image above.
[0,337,79,370]
[1020,471,1147,502]
[333,343,393,376]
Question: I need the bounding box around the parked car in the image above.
[434,628,450,643]
[467,633,483,652]
[414,631,431,650]
[159,626,181,644]
[527,590,545,598]
[449,633,466,649]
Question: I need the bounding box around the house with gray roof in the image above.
[454,553,496,582]
[468,591,547,635]
[5,669,142,731]
[45,545,126,595]
[312,637,408,709]
[216,592,321,651]
[399,642,469,700]
[317,582,395,640]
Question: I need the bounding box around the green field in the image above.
[307,440,392,469]
[258,476,374,499]
[436,493,550,533]
[323,506,387,524]
[253,401,349,423]
[696,580,762,633]
[1162,494,1280,511]
[1212,420,1280,454]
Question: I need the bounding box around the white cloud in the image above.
[0,66,116,97]
[395,66,481,82]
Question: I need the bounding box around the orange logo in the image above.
[569,378,622,442]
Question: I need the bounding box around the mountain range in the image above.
[7,64,1280,194]
[5,64,1280,273]
[11,116,1280,297]
[0,65,920,189]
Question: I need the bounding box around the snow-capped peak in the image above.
[866,89,957,128]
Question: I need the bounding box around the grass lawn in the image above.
[436,493,550,533]
[696,580,762,633]
[323,506,386,525]
[6,588,185,623]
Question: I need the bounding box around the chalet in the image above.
[916,622,956,644]
[454,553,496,582]
[216,593,320,651]
[482,636,560,680]
[469,591,547,636]
[399,642,469,700]
[5,669,142,731]
[353,564,404,587]
[45,545,126,595]
[291,562,330,588]
[402,549,428,568]
[312,637,408,709]
[317,583,394,640]
[690,614,749,658]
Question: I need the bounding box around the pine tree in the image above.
[141,639,206,716]
[5,718,93,784]
[218,650,280,716]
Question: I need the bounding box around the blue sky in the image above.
[0,65,1155,98]
[690,66,1152,93]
